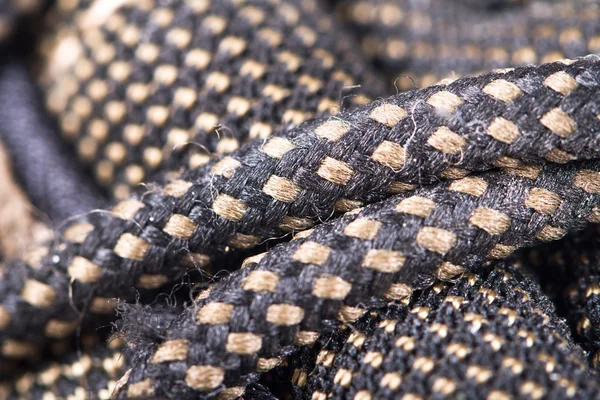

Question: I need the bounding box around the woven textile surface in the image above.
[0,0,599,399]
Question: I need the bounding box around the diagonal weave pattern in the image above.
[115,160,600,398]
[294,265,600,400]
[1,57,600,363]
[39,0,380,199]
[1,0,600,399]
[332,0,600,88]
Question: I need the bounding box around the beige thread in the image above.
[540,108,577,138]
[210,157,241,178]
[0,306,9,329]
[21,280,56,308]
[278,216,314,231]
[574,170,600,193]
[112,199,145,220]
[90,297,118,313]
[212,193,248,221]
[2,339,37,358]
[449,177,488,197]
[487,117,520,144]
[536,225,566,242]
[242,270,280,292]
[68,256,102,283]
[316,156,354,185]
[228,233,260,249]
[295,331,320,345]
[260,137,295,159]
[163,180,193,197]
[314,119,351,141]
[312,275,352,299]
[114,233,150,261]
[482,79,522,103]
[196,302,234,324]
[126,379,155,398]
[338,305,365,323]
[432,377,457,395]
[262,175,301,202]
[226,332,262,354]
[63,223,94,243]
[396,196,436,217]
[416,227,457,254]
[184,365,224,391]
[44,319,78,338]
[436,262,465,281]
[488,244,516,259]
[371,141,407,170]
[380,372,403,391]
[469,208,512,235]
[384,283,413,302]
[151,339,189,363]
[427,126,466,155]
[137,274,168,289]
[266,304,305,326]
[241,252,267,268]
[524,188,562,215]
[440,167,470,179]
[362,249,405,273]
[545,148,575,164]
[333,198,363,212]
[257,358,282,372]
[369,104,408,127]
[426,91,464,115]
[343,218,382,240]
[544,71,578,96]
[293,241,331,265]
[163,214,197,239]
[388,181,417,194]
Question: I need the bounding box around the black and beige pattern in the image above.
[114,160,600,398]
[39,0,380,199]
[1,58,600,364]
[332,0,600,88]
[1,0,600,399]
[1,336,130,400]
[526,224,600,370]
[295,266,600,400]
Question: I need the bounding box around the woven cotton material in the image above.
[0,0,600,399]
[113,160,600,398]
[526,224,600,369]
[294,265,600,400]
[6,263,600,400]
[1,57,600,364]
[38,0,382,200]
[332,0,600,88]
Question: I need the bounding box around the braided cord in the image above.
[1,57,600,361]
[8,264,597,400]
[116,158,600,398]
